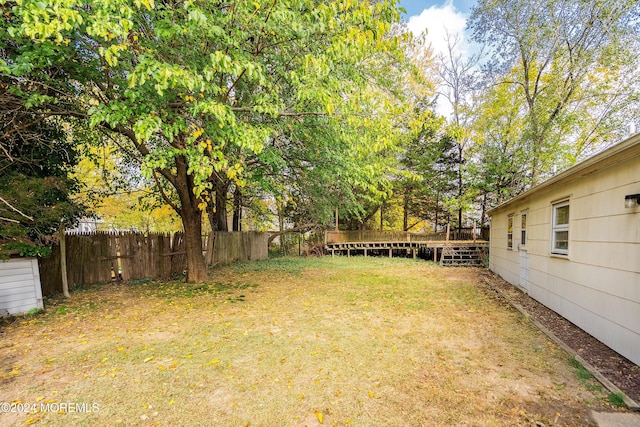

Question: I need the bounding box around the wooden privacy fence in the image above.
[38,231,268,296]
[204,231,269,266]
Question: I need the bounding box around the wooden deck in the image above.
[325,240,489,264]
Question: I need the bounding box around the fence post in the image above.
[59,222,70,298]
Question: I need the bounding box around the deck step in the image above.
[440,246,487,267]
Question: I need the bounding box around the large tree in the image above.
[469,0,640,186]
[3,0,407,281]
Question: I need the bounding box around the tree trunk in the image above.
[457,142,463,235]
[232,185,242,232]
[434,192,440,232]
[181,206,206,283]
[206,200,216,233]
[173,154,208,283]
[403,191,409,232]
[480,192,488,226]
[214,179,229,232]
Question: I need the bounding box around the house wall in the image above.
[0,258,44,316]
[489,152,640,366]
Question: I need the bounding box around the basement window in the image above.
[552,200,569,255]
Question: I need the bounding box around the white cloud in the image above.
[406,2,471,118]
[406,1,468,59]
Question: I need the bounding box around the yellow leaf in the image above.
[368,391,375,398]
[143,357,154,363]
[25,416,42,425]
[253,2,260,9]
[157,365,166,371]
[315,411,323,424]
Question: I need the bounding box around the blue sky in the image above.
[398,1,480,118]
[399,0,476,18]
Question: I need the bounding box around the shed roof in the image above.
[487,133,640,215]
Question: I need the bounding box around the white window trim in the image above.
[551,200,569,255]
[507,214,514,249]
[520,211,527,249]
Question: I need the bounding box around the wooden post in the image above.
[473,220,477,243]
[446,223,450,242]
[389,248,392,258]
[335,208,339,232]
[59,222,70,298]
[364,248,368,257]
[433,247,437,262]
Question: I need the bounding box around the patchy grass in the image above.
[608,392,627,408]
[0,257,616,426]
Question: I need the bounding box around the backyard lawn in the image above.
[0,257,615,426]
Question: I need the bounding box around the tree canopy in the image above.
[2,0,421,280]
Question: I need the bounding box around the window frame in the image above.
[520,212,527,248]
[507,214,514,249]
[551,200,570,255]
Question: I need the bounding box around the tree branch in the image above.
[0,196,34,221]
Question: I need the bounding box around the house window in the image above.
[552,201,569,255]
[521,213,527,246]
[507,214,514,249]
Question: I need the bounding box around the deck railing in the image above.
[325,228,489,244]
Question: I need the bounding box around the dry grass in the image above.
[0,257,613,426]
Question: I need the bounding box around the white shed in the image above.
[487,134,640,366]
[0,257,44,316]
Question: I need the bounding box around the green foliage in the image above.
[0,241,52,259]
[3,0,411,278]
[0,110,85,257]
[469,0,640,188]
[25,307,43,317]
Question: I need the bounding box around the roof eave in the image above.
[487,133,640,216]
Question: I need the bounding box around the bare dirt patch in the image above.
[0,258,624,426]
